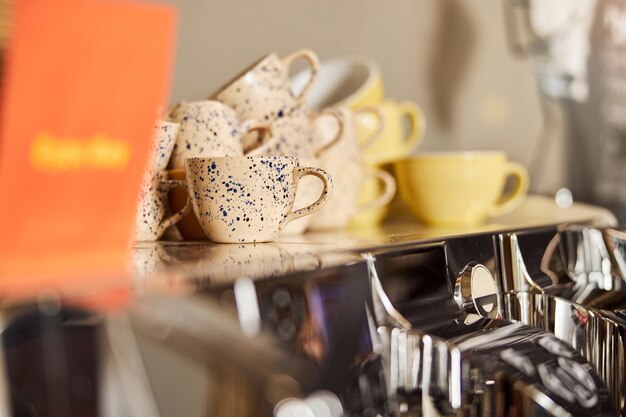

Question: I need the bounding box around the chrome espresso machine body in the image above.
[364,230,616,416]
[3,223,626,416]
[194,223,626,416]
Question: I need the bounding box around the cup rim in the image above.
[185,155,299,165]
[154,119,180,128]
[168,99,231,118]
[398,151,507,161]
[291,55,381,107]
[209,52,276,98]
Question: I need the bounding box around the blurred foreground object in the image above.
[0,0,177,289]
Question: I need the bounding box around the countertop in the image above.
[0,194,617,309]
[131,194,618,293]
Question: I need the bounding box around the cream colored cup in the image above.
[169,159,325,238]
[134,170,191,241]
[394,152,530,226]
[291,56,384,108]
[168,100,270,169]
[185,156,333,243]
[148,120,179,171]
[308,107,396,231]
[357,100,426,165]
[244,106,343,158]
[212,49,319,121]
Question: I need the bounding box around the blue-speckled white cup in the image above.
[244,107,343,158]
[148,120,179,171]
[212,50,319,122]
[168,100,271,169]
[185,156,333,243]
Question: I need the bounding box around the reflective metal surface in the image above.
[5,219,626,416]
[365,240,615,416]
[497,225,626,414]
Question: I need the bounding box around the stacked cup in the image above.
[134,51,427,241]
[135,49,339,243]
[292,56,426,228]
[134,120,190,242]
[306,106,396,231]
[165,99,272,239]
[212,49,345,235]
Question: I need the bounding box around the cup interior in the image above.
[166,168,206,239]
[291,57,378,108]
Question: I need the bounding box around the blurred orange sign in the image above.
[0,0,177,294]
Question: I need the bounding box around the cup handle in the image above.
[283,167,333,226]
[487,162,529,216]
[313,109,344,155]
[398,101,426,155]
[241,120,273,155]
[167,101,186,120]
[357,167,397,212]
[282,49,320,101]
[356,106,385,151]
[156,179,192,239]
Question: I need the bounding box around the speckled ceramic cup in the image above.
[212,49,319,122]
[134,170,191,241]
[148,120,179,171]
[168,100,270,169]
[245,107,343,158]
[308,107,396,231]
[185,156,333,243]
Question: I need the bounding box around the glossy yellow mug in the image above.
[348,167,393,228]
[356,100,426,166]
[349,100,426,226]
[394,152,529,226]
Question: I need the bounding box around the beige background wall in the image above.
[160,0,546,180]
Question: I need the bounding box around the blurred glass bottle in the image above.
[505,0,626,222]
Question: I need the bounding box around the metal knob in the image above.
[454,262,500,319]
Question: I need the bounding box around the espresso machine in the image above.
[5,222,626,416]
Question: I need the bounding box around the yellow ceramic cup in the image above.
[357,100,426,166]
[293,57,428,227]
[394,152,529,226]
[348,166,393,228]
[349,100,426,226]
